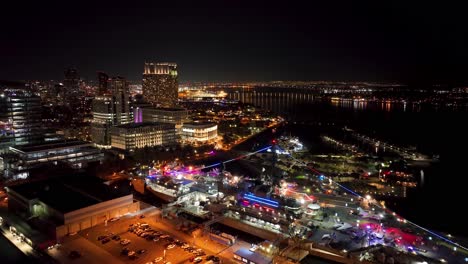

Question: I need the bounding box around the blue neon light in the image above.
[243,194,279,208]
[243,196,279,208]
[244,194,279,205]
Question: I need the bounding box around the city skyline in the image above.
[1,1,468,84]
[1,2,468,264]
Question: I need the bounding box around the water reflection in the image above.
[227,90,464,116]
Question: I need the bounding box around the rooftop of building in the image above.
[234,248,272,264]
[10,140,93,153]
[183,122,217,128]
[114,122,176,129]
[8,175,132,214]
[143,106,187,112]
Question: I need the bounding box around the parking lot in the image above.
[81,213,230,264]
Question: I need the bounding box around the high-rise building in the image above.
[0,88,44,153]
[97,72,109,95]
[109,77,131,125]
[90,76,132,147]
[90,96,114,146]
[63,68,80,104]
[142,62,178,107]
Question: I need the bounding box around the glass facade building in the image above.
[0,89,44,154]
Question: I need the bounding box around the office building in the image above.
[140,107,188,125]
[3,140,104,179]
[109,76,132,125]
[142,62,178,107]
[182,122,218,145]
[132,103,152,123]
[63,68,81,105]
[110,122,177,152]
[90,76,132,147]
[0,88,45,153]
[97,71,109,95]
[6,176,140,243]
[90,96,114,146]
[139,106,188,142]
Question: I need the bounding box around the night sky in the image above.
[1,1,467,83]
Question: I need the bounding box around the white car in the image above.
[153,257,163,262]
[120,239,131,245]
[166,244,175,249]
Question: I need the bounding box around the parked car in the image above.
[137,249,147,254]
[153,257,163,262]
[166,244,176,250]
[121,247,130,255]
[101,237,111,244]
[120,239,131,245]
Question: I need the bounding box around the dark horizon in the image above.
[1,1,468,85]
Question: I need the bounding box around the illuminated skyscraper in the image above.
[142,62,178,107]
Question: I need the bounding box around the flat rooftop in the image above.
[8,175,131,214]
[234,248,272,264]
[145,107,187,112]
[115,122,175,129]
[10,140,92,153]
[183,122,217,128]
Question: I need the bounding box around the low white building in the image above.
[182,122,217,145]
[111,122,177,152]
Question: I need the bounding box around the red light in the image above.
[272,139,277,145]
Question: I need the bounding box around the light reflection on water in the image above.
[227,90,467,117]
